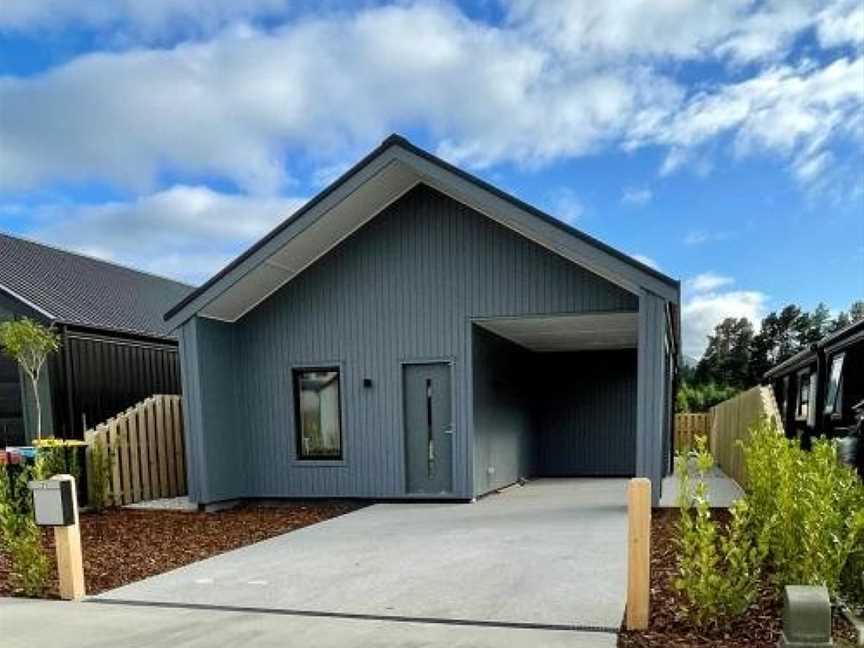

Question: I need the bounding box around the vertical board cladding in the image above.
[636,292,668,504]
[192,318,243,502]
[199,185,637,502]
[535,349,637,477]
[49,331,181,439]
[471,326,536,495]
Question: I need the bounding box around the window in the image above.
[293,368,342,460]
[797,369,811,420]
[824,353,845,415]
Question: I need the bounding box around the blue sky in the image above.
[0,0,862,357]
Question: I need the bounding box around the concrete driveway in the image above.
[93,479,627,642]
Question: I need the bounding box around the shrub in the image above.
[673,436,768,628]
[742,417,864,595]
[0,464,50,596]
[87,441,112,512]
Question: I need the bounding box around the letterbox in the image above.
[28,479,76,527]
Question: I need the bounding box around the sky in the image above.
[0,0,862,358]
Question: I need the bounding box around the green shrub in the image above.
[742,417,864,595]
[88,441,112,512]
[673,436,768,628]
[0,464,50,596]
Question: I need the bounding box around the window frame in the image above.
[796,368,811,421]
[824,352,845,416]
[292,365,344,462]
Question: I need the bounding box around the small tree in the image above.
[0,318,60,441]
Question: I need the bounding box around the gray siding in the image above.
[179,317,242,502]
[535,350,637,477]
[636,292,669,505]
[472,326,535,495]
[191,185,637,502]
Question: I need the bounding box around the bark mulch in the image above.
[618,508,859,648]
[0,501,361,599]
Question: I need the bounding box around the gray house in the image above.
[166,135,680,505]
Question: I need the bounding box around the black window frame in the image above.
[824,352,845,416]
[292,366,344,461]
[796,369,811,421]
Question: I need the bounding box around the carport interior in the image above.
[471,313,638,496]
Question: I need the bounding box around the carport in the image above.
[472,312,644,496]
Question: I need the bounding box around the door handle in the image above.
[443,426,454,435]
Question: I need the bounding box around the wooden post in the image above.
[626,478,651,630]
[51,475,85,601]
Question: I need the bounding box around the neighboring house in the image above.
[165,135,681,505]
[765,318,864,445]
[0,233,194,444]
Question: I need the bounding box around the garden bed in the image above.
[0,501,361,598]
[618,508,859,648]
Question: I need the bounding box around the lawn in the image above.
[0,501,361,598]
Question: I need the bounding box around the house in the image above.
[765,318,864,450]
[165,135,681,505]
[0,233,193,444]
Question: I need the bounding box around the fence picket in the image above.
[173,397,186,494]
[138,406,152,501]
[708,386,779,488]
[128,409,141,502]
[674,412,712,453]
[82,395,187,507]
[106,420,122,505]
[164,398,178,497]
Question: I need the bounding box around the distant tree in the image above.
[832,311,851,332]
[695,317,754,389]
[850,300,864,323]
[796,302,832,346]
[0,319,60,441]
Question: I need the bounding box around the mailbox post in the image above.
[28,474,85,601]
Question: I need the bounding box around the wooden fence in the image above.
[674,412,713,452]
[84,395,186,506]
[708,386,781,488]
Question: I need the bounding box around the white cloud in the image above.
[684,230,733,246]
[0,1,860,196]
[23,186,305,283]
[687,272,735,293]
[0,0,296,40]
[631,254,660,271]
[682,287,768,358]
[628,56,864,186]
[621,186,652,206]
[503,0,862,64]
[548,188,584,225]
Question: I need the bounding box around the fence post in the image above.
[626,478,651,630]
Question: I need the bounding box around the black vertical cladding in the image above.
[50,328,182,439]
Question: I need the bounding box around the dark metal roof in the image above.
[165,133,679,322]
[0,233,194,339]
[764,318,864,380]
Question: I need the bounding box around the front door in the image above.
[403,362,453,494]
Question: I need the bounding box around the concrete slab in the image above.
[97,479,628,630]
[0,598,617,648]
[124,496,198,512]
[659,463,744,508]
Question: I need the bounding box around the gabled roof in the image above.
[764,317,864,380]
[165,134,679,328]
[0,233,193,339]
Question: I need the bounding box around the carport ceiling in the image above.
[475,312,638,352]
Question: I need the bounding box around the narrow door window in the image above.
[293,368,342,460]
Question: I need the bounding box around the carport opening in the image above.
[471,314,639,496]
